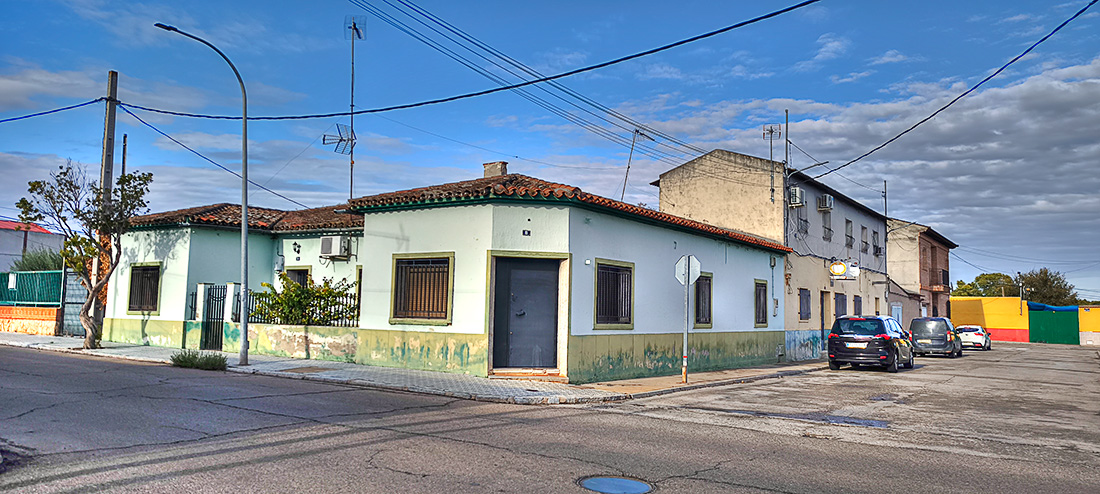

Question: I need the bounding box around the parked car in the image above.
[910,317,962,357]
[827,315,914,373]
[956,325,991,350]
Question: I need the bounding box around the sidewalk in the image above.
[0,332,827,405]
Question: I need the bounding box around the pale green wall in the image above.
[186,228,276,291]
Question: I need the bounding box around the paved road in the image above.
[1,343,1097,493]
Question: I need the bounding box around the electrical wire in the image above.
[956,245,1100,265]
[0,98,105,124]
[814,0,1098,180]
[118,105,311,209]
[116,0,821,121]
[950,251,995,273]
[788,139,881,192]
[262,121,337,186]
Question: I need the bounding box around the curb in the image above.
[626,365,829,400]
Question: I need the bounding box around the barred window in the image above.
[596,262,633,326]
[754,281,768,326]
[392,258,450,320]
[798,288,811,320]
[695,274,712,326]
[128,265,160,312]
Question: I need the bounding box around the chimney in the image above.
[483,161,508,178]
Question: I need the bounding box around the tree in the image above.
[11,248,64,271]
[953,273,1017,297]
[17,160,152,349]
[1016,268,1077,306]
[251,272,358,326]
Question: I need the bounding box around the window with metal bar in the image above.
[128,265,160,312]
[392,258,450,320]
[754,281,768,326]
[596,263,632,326]
[695,274,712,326]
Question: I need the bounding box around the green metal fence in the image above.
[0,270,64,307]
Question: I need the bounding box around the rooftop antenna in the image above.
[620,129,654,202]
[323,123,356,155]
[763,124,782,203]
[342,15,367,199]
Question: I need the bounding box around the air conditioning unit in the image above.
[788,186,805,207]
[817,193,834,211]
[319,235,350,258]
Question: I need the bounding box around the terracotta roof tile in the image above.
[349,174,790,253]
[130,203,362,232]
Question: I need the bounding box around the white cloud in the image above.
[831,71,873,84]
[793,33,850,72]
[869,50,910,65]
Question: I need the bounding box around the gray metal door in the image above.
[61,270,88,337]
[201,284,226,351]
[493,258,558,368]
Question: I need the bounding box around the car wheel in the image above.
[986,340,992,351]
[886,352,899,373]
[904,351,914,369]
[829,360,840,370]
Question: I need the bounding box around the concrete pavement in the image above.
[0,331,825,404]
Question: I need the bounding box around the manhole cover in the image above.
[579,476,653,494]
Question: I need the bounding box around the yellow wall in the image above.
[951,297,1028,329]
[1081,306,1100,333]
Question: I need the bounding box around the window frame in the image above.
[694,272,713,329]
[127,262,162,315]
[754,279,768,328]
[593,258,635,330]
[821,210,832,241]
[835,293,848,318]
[283,266,312,286]
[389,252,455,326]
[853,295,863,316]
[845,219,854,248]
[798,288,811,321]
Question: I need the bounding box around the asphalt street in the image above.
[1,343,1097,493]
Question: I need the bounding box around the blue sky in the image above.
[2,0,1099,296]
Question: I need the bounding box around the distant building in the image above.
[652,149,889,361]
[0,220,64,271]
[886,218,957,328]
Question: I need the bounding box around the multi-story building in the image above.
[886,219,957,328]
[652,149,889,360]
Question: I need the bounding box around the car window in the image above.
[957,326,982,333]
[831,318,886,336]
[910,319,948,335]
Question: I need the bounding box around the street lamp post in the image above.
[155,23,250,365]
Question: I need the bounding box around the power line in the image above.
[788,139,881,192]
[118,105,311,209]
[262,121,337,186]
[814,0,1098,180]
[116,0,821,121]
[950,251,995,273]
[956,246,1100,265]
[0,98,104,124]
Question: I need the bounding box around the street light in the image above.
[155,22,250,365]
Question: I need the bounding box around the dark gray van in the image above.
[910,317,962,357]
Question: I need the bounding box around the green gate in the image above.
[1028,310,1079,344]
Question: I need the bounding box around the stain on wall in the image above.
[358,330,488,376]
[566,331,784,384]
[785,329,822,361]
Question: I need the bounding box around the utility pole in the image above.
[92,70,119,334]
[763,124,782,203]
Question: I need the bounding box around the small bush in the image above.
[170,349,228,371]
[12,248,64,271]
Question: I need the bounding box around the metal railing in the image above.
[233,289,359,327]
[0,271,63,307]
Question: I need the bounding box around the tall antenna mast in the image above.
[621,129,654,202]
[763,124,782,203]
[345,15,366,199]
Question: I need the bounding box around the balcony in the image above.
[823,226,833,242]
[797,218,809,234]
[845,234,854,248]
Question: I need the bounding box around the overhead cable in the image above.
[0,98,105,124]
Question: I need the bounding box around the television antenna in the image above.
[323,123,356,155]
[763,124,782,203]
[343,15,367,199]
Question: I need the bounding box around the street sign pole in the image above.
[675,255,701,384]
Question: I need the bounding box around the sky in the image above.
[2,0,1099,298]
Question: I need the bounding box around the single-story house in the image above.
[105,162,792,383]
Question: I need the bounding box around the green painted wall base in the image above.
[104,318,187,348]
[567,331,784,384]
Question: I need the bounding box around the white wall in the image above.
[568,208,784,336]
[273,234,363,289]
[106,228,192,321]
[0,229,65,271]
[359,204,494,334]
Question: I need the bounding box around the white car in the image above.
[956,325,991,350]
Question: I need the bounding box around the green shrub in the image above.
[170,349,228,371]
[251,272,358,326]
[12,249,64,271]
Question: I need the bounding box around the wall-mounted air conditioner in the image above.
[788,186,805,207]
[319,235,350,258]
[817,194,834,211]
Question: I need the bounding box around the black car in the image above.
[909,317,962,357]
[828,315,914,373]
